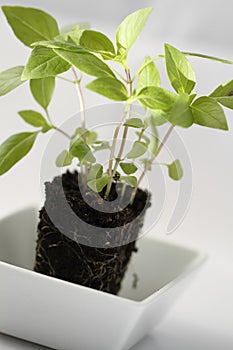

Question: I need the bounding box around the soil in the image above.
[34,171,151,295]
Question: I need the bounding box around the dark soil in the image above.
[34,171,151,295]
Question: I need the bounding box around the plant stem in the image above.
[130,124,174,204]
[183,52,233,65]
[57,76,75,83]
[72,67,86,143]
[105,69,133,198]
[45,109,71,140]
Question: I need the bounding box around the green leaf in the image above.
[87,175,110,193]
[121,175,137,187]
[56,150,73,167]
[126,141,148,159]
[146,119,158,157]
[167,160,183,181]
[0,66,25,96]
[70,139,96,163]
[138,86,178,112]
[22,47,71,80]
[30,77,55,109]
[116,8,152,55]
[124,118,145,129]
[137,56,160,93]
[86,77,128,101]
[92,141,110,151]
[71,128,97,145]
[87,163,103,181]
[78,30,115,57]
[0,132,38,175]
[120,162,137,175]
[31,40,82,52]
[169,93,193,128]
[147,110,168,126]
[18,110,50,129]
[165,44,196,94]
[54,49,115,78]
[210,80,233,109]
[191,96,228,130]
[2,6,59,47]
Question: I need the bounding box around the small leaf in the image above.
[126,141,148,159]
[210,80,233,109]
[169,93,193,128]
[137,56,160,93]
[120,162,137,175]
[0,132,38,175]
[147,120,158,157]
[22,47,71,80]
[165,44,196,94]
[71,128,97,145]
[0,66,25,96]
[124,118,145,129]
[54,49,115,78]
[78,30,115,56]
[116,8,152,55]
[56,150,73,167]
[30,77,55,109]
[86,77,128,101]
[138,86,178,112]
[147,110,168,126]
[87,163,103,182]
[92,141,110,151]
[121,176,137,187]
[70,139,96,163]
[191,96,228,130]
[87,175,110,193]
[18,110,50,128]
[2,6,59,47]
[167,160,183,181]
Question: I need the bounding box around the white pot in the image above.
[0,207,205,350]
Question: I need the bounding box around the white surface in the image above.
[0,207,204,350]
[0,0,233,349]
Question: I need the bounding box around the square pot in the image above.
[0,207,205,350]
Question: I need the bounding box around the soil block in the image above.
[34,171,151,295]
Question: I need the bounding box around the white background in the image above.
[0,0,233,349]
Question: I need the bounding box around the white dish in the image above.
[0,207,205,350]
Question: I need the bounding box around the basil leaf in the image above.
[120,162,137,175]
[116,8,152,55]
[56,150,73,167]
[167,160,183,181]
[87,163,103,182]
[30,77,55,109]
[191,96,228,130]
[169,93,193,128]
[126,141,148,159]
[137,56,160,93]
[54,49,115,78]
[86,77,128,101]
[87,176,110,193]
[0,66,25,96]
[78,30,115,56]
[210,79,233,109]
[124,118,145,129]
[0,132,38,175]
[18,110,50,128]
[138,86,178,112]
[165,44,196,94]
[70,139,96,163]
[22,47,71,80]
[121,175,137,187]
[2,6,59,47]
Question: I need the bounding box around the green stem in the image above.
[183,52,233,65]
[72,67,86,143]
[130,124,174,204]
[45,109,71,140]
